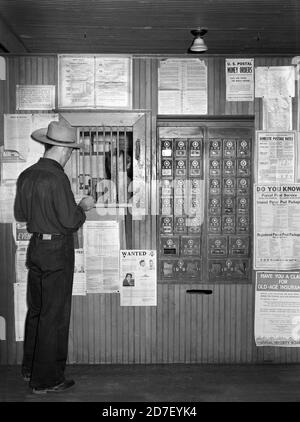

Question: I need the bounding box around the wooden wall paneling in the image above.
[195,290,202,362]
[156,284,163,363]
[189,290,198,363]
[166,285,174,363]
[133,307,140,363]
[173,284,180,363]
[178,285,185,362]
[88,295,95,364]
[150,303,157,363]
[115,294,122,364]
[111,293,118,364]
[162,284,169,363]
[121,303,129,364]
[235,285,242,363]
[128,306,135,363]
[242,285,250,363]
[104,294,111,363]
[185,287,192,362]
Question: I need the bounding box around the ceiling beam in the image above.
[0,14,28,53]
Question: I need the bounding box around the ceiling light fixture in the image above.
[188,28,208,53]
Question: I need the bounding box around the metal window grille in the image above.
[74,126,133,206]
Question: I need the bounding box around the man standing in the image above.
[14,120,94,394]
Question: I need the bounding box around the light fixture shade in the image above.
[188,28,208,53]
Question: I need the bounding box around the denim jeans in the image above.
[23,233,74,389]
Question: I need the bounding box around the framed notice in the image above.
[58,55,132,109]
[16,85,55,110]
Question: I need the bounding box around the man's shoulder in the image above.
[19,161,59,181]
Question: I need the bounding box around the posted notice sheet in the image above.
[256,131,296,184]
[225,58,254,101]
[254,184,300,270]
[83,220,120,293]
[120,250,157,306]
[255,271,300,346]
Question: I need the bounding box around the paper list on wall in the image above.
[73,248,87,296]
[255,271,300,347]
[1,113,58,182]
[159,60,182,90]
[15,246,28,283]
[83,220,120,293]
[95,57,131,108]
[120,250,157,306]
[158,59,207,114]
[255,66,295,98]
[58,56,95,108]
[16,85,55,110]
[257,132,295,183]
[3,114,32,161]
[0,183,16,223]
[262,97,292,131]
[14,282,27,341]
[254,184,300,270]
[12,222,31,283]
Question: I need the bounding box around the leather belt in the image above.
[34,233,65,240]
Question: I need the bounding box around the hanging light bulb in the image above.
[188,28,208,53]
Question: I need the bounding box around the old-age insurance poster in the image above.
[255,271,300,346]
[254,184,300,270]
[120,250,157,306]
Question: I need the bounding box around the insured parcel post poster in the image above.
[254,184,300,270]
[255,271,300,346]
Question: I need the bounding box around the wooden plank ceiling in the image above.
[0,0,299,55]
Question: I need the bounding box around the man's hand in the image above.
[78,196,95,212]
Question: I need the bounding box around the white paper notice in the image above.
[255,66,295,98]
[73,248,87,296]
[158,59,207,114]
[0,183,16,223]
[255,271,300,347]
[14,282,27,341]
[1,113,57,183]
[16,85,55,110]
[58,55,132,109]
[158,90,181,114]
[58,55,95,108]
[262,97,292,131]
[120,250,157,306]
[83,220,120,293]
[0,316,6,340]
[257,131,295,183]
[159,59,182,90]
[254,184,300,270]
[182,90,207,114]
[226,58,254,101]
[12,221,32,245]
[15,246,29,283]
[4,114,32,161]
[95,57,131,108]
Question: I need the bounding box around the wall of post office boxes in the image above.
[157,120,253,284]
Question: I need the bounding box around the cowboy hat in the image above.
[31,120,82,149]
